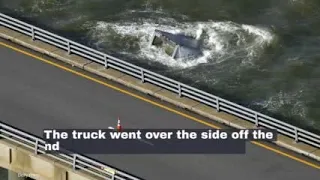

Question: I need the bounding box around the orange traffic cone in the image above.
[117,118,122,132]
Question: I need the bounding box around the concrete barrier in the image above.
[0,26,319,162]
[0,139,103,180]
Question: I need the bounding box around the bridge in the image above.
[0,13,319,179]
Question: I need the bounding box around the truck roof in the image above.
[154,29,200,49]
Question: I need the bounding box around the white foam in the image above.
[242,24,274,44]
[86,13,275,69]
[254,88,312,125]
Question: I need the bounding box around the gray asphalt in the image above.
[0,40,319,180]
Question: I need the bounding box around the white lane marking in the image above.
[107,126,154,146]
[138,138,154,146]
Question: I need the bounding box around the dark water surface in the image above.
[1,0,319,131]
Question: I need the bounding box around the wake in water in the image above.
[86,17,276,69]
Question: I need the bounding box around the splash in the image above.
[87,18,275,69]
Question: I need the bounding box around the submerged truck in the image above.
[150,29,203,59]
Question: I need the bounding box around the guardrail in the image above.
[0,13,319,149]
[0,121,141,180]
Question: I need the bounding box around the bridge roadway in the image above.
[0,39,319,180]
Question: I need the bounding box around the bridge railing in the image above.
[0,13,319,148]
[0,121,141,180]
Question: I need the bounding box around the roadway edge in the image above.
[1,27,319,163]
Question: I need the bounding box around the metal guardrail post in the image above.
[104,55,108,69]
[294,128,298,142]
[31,27,35,41]
[141,69,144,83]
[67,41,71,55]
[216,98,220,112]
[34,139,38,154]
[255,113,259,127]
[72,154,77,170]
[178,83,181,97]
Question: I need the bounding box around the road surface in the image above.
[0,39,319,180]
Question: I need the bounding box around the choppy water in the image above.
[1,0,319,132]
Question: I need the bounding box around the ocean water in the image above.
[0,0,319,132]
